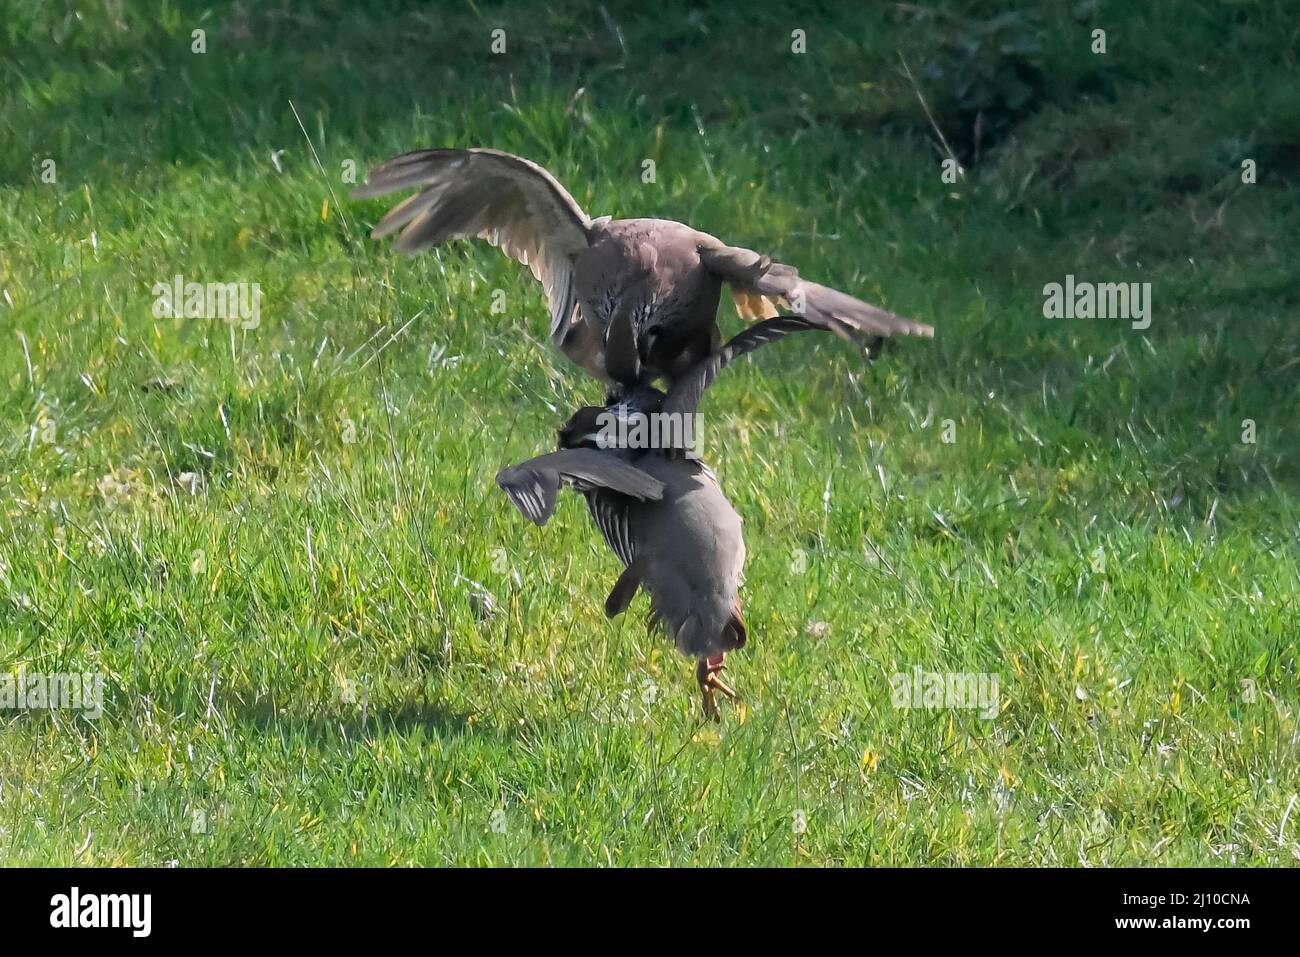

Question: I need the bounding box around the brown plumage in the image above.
[355,147,933,388]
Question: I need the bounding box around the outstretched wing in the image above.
[355,148,593,341]
[495,449,664,526]
[698,239,933,341]
[661,316,821,416]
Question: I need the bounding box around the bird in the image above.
[353,148,933,391]
[497,415,746,719]
[495,316,825,718]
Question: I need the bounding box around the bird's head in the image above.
[557,405,609,450]
[557,385,666,452]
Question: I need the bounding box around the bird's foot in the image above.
[696,653,737,722]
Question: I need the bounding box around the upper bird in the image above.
[353,148,933,389]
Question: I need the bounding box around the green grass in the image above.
[1,0,1297,866]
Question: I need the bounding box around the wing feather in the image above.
[495,449,663,527]
[357,148,592,342]
[661,316,821,416]
[699,239,933,341]
[586,490,637,567]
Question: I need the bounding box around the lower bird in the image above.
[496,317,821,718]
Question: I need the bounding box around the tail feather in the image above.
[663,606,748,658]
[725,606,747,651]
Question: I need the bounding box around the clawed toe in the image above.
[696,654,737,721]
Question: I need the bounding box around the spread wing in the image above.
[661,316,821,416]
[698,239,933,341]
[354,148,593,341]
[495,449,663,526]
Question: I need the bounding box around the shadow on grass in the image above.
[229,696,519,747]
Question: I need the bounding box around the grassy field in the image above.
[1,0,1297,866]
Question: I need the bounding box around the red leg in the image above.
[696,653,737,721]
